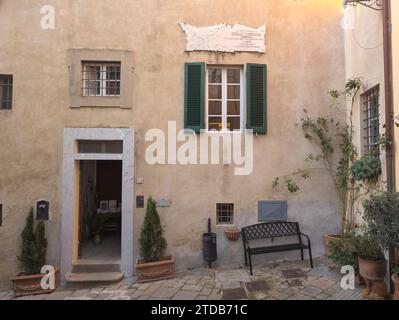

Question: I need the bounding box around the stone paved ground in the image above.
[0,257,364,300]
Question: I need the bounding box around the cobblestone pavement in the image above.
[0,257,364,300]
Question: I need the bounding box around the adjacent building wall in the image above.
[344,4,386,223]
[0,0,345,288]
[392,1,399,190]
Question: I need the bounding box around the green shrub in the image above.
[139,196,167,262]
[354,230,383,261]
[34,220,47,273]
[328,233,359,271]
[350,157,381,183]
[363,191,399,250]
[18,208,48,275]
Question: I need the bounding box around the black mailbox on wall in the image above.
[136,196,144,208]
[36,200,49,220]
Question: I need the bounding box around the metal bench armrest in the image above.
[299,232,311,245]
[242,236,251,249]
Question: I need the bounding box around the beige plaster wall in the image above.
[0,0,345,288]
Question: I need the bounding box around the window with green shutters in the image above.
[184,63,267,134]
[184,63,205,133]
[246,63,267,134]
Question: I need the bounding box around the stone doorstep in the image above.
[65,271,124,290]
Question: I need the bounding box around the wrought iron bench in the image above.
[242,221,313,275]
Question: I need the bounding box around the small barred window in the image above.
[216,203,234,225]
[82,62,121,97]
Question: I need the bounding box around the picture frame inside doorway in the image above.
[99,201,109,212]
[109,200,117,212]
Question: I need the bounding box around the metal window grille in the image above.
[0,75,13,110]
[82,62,121,97]
[362,86,380,157]
[216,203,234,225]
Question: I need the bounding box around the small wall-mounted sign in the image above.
[136,177,144,184]
[136,195,144,208]
[156,199,172,208]
[36,200,49,220]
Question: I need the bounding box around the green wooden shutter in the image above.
[246,64,267,134]
[184,62,205,133]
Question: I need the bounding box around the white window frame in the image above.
[82,62,121,97]
[206,66,244,132]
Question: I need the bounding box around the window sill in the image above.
[69,96,131,109]
[204,130,244,134]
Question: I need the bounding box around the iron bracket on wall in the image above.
[344,0,382,11]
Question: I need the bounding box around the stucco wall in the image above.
[0,0,345,288]
[344,4,386,223]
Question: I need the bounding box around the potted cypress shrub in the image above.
[135,196,175,283]
[11,208,60,296]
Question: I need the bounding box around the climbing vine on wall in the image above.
[272,78,384,233]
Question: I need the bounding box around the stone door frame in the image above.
[61,128,134,280]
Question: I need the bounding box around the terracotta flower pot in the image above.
[358,256,388,300]
[392,273,399,301]
[11,267,60,297]
[135,256,175,283]
[358,257,385,280]
[224,229,241,241]
[323,234,341,257]
[355,273,366,286]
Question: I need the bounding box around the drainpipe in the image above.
[383,0,394,192]
[382,0,395,293]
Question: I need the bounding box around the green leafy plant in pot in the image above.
[85,212,105,245]
[135,196,174,283]
[354,230,386,299]
[362,191,399,300]
[328,230,365,284]
[11,208,60,296]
